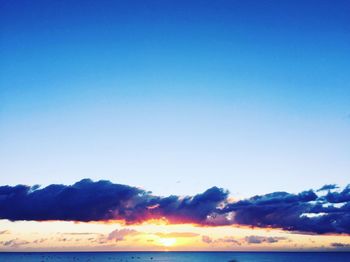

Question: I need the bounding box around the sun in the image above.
[158,238,177,247]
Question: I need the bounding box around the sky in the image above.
[0,0,350,251]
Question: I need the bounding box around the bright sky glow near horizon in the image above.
[0,0,350,252]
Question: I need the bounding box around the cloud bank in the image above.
[0,179,349,235]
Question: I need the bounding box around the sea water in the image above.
[0,252,350,262]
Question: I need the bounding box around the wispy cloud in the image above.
[107,229,139,242]
[244,235,287,244]
[317,184,339,192]
[202,235,287,245]
[201,235,241,245]
[61,232,103,236]
[0,239,30,248]
[330,242,350,250]
[202,235,213,244]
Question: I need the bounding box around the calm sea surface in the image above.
[0,252,349,262]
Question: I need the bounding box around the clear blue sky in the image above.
[0,0,349,197]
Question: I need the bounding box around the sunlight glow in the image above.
[158,238,177,247]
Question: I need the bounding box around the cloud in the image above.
[0,179,350,235]
[202,235,284,245]
[0,179,148,222]
[57,237,68,242]
[0,239,30,248]
[324,185,350,203]
[0,179,227,225]
[152,186,229,224]
[216,237,241,245]
[107,229,138,242]
[220,189,350,234]
[317,184,339,192]
[0,230,9,235]
[61,232,103,236]
[201,235,240,245]
[331,242,350,248]
[202,235,213,244]
[245,235,286,244]
[33,238,47,244]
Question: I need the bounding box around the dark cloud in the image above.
[324,185,350,203]
[0,179,159,222]
[0,179,227,225]
[0,179,350,235]
[151,186,229,224]
[220,188,350,234]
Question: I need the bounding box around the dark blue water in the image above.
[0,252,349,262]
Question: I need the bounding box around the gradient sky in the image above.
[1,0,350,197]
[0,0,350,251]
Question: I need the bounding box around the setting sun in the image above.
[158,238,177,247]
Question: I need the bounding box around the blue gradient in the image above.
[0,0,349,197]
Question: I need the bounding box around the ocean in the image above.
[0,252,349,262]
